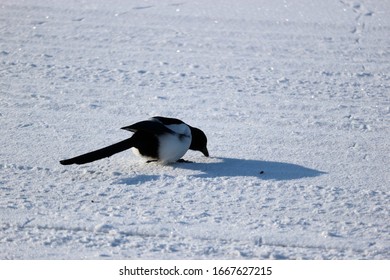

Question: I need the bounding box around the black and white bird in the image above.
[60,116,209,165]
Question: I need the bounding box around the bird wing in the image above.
[121,119,174,135]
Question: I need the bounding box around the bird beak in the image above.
[201,147,209,157]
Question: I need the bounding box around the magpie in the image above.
[59,116,209,165]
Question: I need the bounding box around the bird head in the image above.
[189,126,209,157]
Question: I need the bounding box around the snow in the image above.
[0,0,389,259]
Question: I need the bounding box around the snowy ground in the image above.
[1,0,389,259]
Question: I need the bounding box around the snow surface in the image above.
[1,0,389,259]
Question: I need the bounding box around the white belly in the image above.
[158,133,191,163]
[132,123,192,164]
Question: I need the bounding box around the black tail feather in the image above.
[60,138,134,165]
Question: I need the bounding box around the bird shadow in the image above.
[115,174,162,185]
[115,157,326,185]
[178,157,326,181]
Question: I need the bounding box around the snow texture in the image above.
[0,0,389,259]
